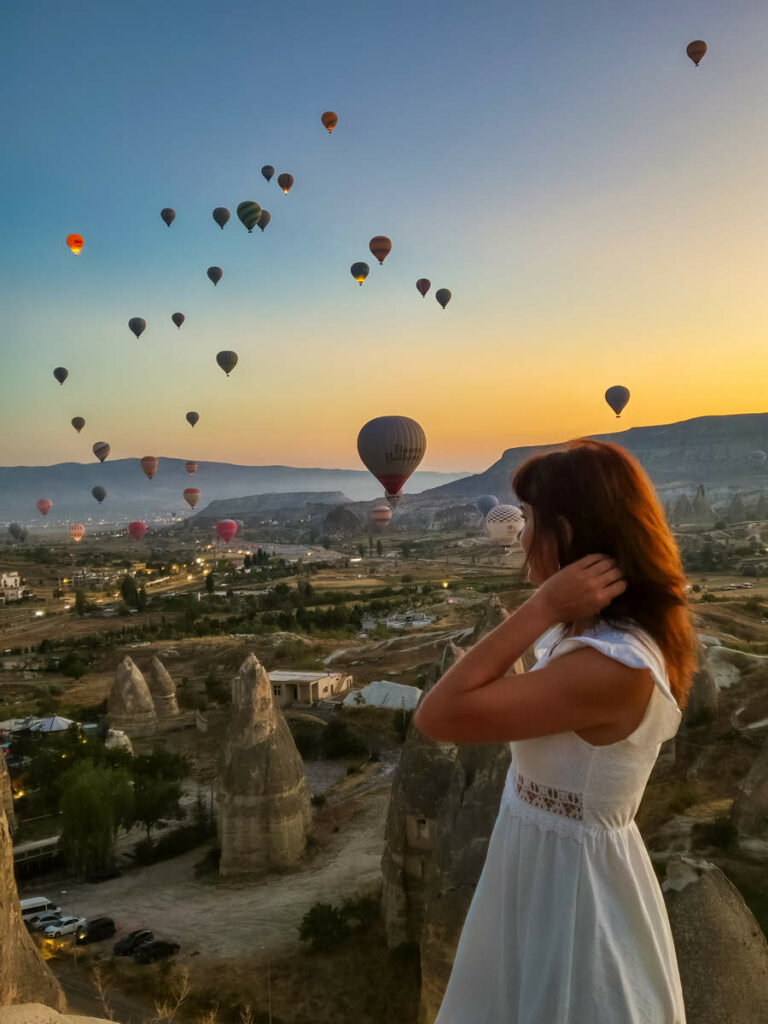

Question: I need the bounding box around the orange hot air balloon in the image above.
[36,498,52,516]
[368,505,392,530]
[321,111,338,133]
[277,173,294,194]
[69,524,85,543]
[185,461,198,476]
[66,234,84,254]
[140,456,158,479]
[369,236,392,265]
[183,488,200,508]
[686,40,707,66]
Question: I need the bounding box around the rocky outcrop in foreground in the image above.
[147,656,179,718]
[218,654,311,877]
[0,757,16,834]
[730,730,768,861]
[107,657,156,736]
[0,1007,107,1024]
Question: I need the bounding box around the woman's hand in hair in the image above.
[533,554,627,623]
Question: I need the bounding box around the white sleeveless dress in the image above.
[434,621,686,1024]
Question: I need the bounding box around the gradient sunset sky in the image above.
[3,0,767,474]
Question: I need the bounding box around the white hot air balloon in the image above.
[485,505,524,546]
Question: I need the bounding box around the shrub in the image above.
[298,903,351,951]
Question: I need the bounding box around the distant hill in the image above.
[0,460,469,524]
[417,413,768,505]
[193,492,351,524]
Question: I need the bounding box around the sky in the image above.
[2,0,768,474]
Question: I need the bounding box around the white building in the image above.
[0,572,23,603]
[268,669,354,708]
[343,680,423,712]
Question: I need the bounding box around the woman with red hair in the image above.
[416,439,694,1023]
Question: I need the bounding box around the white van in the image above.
[19,897,59,920]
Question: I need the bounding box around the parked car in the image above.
[44,916,86,938]
[134,940,180,964]
[114,929,153,956]
[27,912,63,932]
[75,917,116,944]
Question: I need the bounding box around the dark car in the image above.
[134,940,180,964]
[75,917,116,945]
[114,929,153,956]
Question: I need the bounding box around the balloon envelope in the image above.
[185,461,198,476]
[261,165,275,182]
[237,201,262,233]
[69,524,85,543]
[369,236,392,264]
[71,416,85,433]
[416,278,430,297]
[357,416,427,499]
[207,266,223,285]
[485,505,524,546]
[66,234,84,254]
[53,367,68,385]
[8,523,23,541]
[686,40,707,65]
[36,498,52,516]
[171,312,185,328]
[257,209,270,232]
[368,505,392,529]
[351,262,370,285]
[92,441,110,463]
[477,495,499,516]
[216,350,238,376]
[321,111,338,132]
[605,385,630,417]
[183,488,201,508]
[212,207,230,229]
[140,456,158,479]
[435,288,451,309]
[128,521,147,541]
[91,486,107,504]
[277,173,294,194]
[160,208,175,226]
[128,317,146,339]
[216,519,238,543]
[186,411,199,427]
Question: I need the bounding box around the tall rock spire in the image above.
[147,656,180,718]
[107,657,157,736]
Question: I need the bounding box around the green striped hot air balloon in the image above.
[237,202,262,233]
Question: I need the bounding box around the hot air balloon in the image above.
[321,111,338,133]
[53,367,68,385]
[749,450,767,464]
[69,523,85,543]
[368,505,392,530]
[216,520,238,544]
[183,488,200,508]
[91,486,107,504]
[207,266,223,285]
[477,495,499,516]
[185,461,198,476]
[435,288,451,309]
[36,499,52,516]
[416,279,430,298]
[212,207,230,229]
[8,523,23,542]
[128,317,146,339]
[236,201,262,233]
[92,441,110,463]
[357,416,427,506]
[171,312,185,328]
[71,416,85,433]
[351,262,370,285]
[128,521,147,541]
[485,505,524,546]
[216,351,238,376]
[277,173,294,194]
[186,411,199,428]
[369,236,392,265]
[140,456,158,480]
[257,210,270,232]
[605,385,630,418]
[160,208,176,226]
[66,234,84,254]
[686,40,707,66]
[262,165,275,182]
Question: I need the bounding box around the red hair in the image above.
[512,439,695,708]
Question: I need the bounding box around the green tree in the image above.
[59,761,134,878]
[357,544,366,559]
[205,572,215,594]
[129,748,188,842]
[74,590,88,617]
[120,574,139,608]
[61,651,87,679]
[136,586,148,611]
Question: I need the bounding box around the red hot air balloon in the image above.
[321,111,338,133]
[128,521,147,541]
[357,416,427,505]
[140,456,158,479]
[369,236,392,264]
[93,441,111,463]
[36,499,52,516]
[216,520,238,544]
[277,173,294,194]
[185,461,198,476]
[66,234,84,254]
[172,312,185,328]
[416,279,430,297]
[186,411,199,428]
[69,524,85,543]
[183,488,200,508]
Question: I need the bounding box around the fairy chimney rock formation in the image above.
[682,645,719,729]
[218,654,311,877]
[730,730,768,861]
[663,856,768,1023]
[0,757,16,834]
[147,656,179,718]
[107,657,157,736]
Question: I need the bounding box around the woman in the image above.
[415,439,695,1024]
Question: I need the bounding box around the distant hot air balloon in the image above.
[91,486,107,504]
[128,317,146,339]
[261,165,275,182]
[477,495,499,516]
[66,234,84,254]
[321,111,338,133]
[36,498,52,516]
[183,488,200,508]
[160,208,176,226]
[749,450,767,464]
[369,236,392,265]
[257,210,270,232]
[171,312,185,328]
[686,40,707,66]
[71,416,85,433]
[207,266,223,285]
[237,201,262,233]
[485,505,524,546]
[140,456,158,479]
[128,521,147,541]
[357,415,426,506]
[277,173,294,194]
[216,520,238,544]
[69,523,85,543]
[186,411,199,428]
[605,385,630,418]
[368,505,392,530]
[212,207,230,229]
[8,523,23,542]
[92,441,110,463]
[185,461,198,476]
[216,350,238,376]
[435,288,451,309]
[351,262,370,285]
[53,367,68,385]
[416,278,430,298]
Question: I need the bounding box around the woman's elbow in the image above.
[413,703,451,742]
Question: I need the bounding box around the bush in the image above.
[298,903,351,951]
[134,822,215,865]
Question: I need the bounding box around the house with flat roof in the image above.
[0,572,23,603]
[268,669,353,708]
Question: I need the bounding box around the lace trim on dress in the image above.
[515,772,584,820]
[502,770,633,843]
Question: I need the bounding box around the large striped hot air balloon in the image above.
[93,441,110,463]
[183,488,200,508]
[237,201,262,233]
[69,523,85,543]
[185,461,198,476]
[216,520,238,544]
[321,111,338,133]
[36,498,52,516]
[368,505,392,530]
[357,416,426,507]
[369,236,392,265]
[485,505,524,546]
[128,521,147,541]
[140,456,158,480]
[66,234,84,254]
[71,416,85,433]
[277,173,294,194]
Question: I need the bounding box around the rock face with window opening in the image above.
[218,654,311,876]
[147,656,180,718]
[107,657,157,736]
